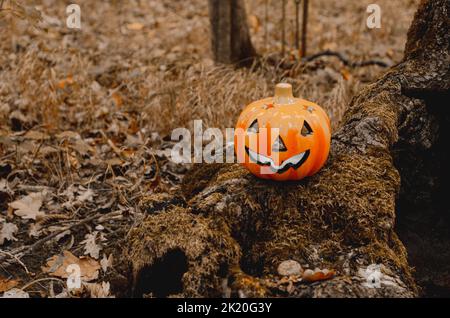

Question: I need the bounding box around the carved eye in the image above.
[247,119,259,133]
[301,121,313,136]
[272,136,287,152]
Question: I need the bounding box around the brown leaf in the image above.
[81,231,105,259]
[0,222,18,245]
[42,250,100,282]
[0,276,19,293]
[83,281,113,298]
[100,254,113,273]
[1,288,29,298]
[9,192,45,220]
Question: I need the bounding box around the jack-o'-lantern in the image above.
[234,83,331,181]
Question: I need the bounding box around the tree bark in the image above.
[124,0,449,297]
[208,0,257,66]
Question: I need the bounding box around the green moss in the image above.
[125,207,241,297]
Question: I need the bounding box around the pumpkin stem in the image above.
[274,83,295,105]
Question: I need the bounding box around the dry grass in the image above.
[0,0,419,135]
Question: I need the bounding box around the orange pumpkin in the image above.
[234,83,331,181]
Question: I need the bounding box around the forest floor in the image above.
[0,0,421,297]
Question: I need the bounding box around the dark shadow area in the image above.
[133,249,188,298]
[395,95,450,297]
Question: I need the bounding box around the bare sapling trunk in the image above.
[208,0,257,65]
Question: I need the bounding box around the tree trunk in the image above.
[208,0,257,66]
[124,0,449,297]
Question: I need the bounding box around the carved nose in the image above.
[272,136,287,152]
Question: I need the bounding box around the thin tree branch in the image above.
[303,49,390,68]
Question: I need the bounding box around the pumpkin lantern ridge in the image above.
[234,83,331,181]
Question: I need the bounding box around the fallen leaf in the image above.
[42,250,100,282]
[28,222,42,238]
[0,179,8,191]
[81,231,105,259]
[0,222,18,245]
[2,288,29,298]
[77,188,94,203]
[100,254,113,273]
[0,277,19,293]
[83,281,113,298]
[9,192,45,220]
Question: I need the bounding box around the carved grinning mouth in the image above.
[245,147,310,174]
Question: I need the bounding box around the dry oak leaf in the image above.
[42,250,100,282]
[0,276,19,293]
[100,254,113,273]
[0,222,18,245]
[83,281,113,298]
[81,231,105,259]
[2,288,29,298]
[9,192,45,220]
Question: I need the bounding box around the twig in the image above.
[303,50,390,68]
[0,250,30,275]
[100,130,123,158]
[29,213,101,251]
[0,210,122,263]
[30,138,45,163]
[20,277,65,291]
